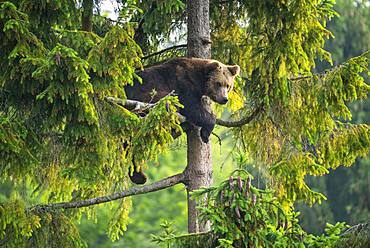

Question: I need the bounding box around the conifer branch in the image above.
[32,173,185,211]
[340,222,370,236]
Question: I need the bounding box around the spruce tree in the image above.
[0,0,369,247]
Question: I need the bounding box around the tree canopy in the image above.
[0,0,369,247]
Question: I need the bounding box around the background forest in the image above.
[0,0,369,247]
[81,0,369,247]
[296,0,370,235]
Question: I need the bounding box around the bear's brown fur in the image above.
[125,57,240,184]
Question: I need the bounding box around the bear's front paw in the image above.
[200,128,210,143]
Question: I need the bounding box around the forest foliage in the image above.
[296,0,370,234]
[0,0,369,247]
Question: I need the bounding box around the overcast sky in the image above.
[100,0,118,19]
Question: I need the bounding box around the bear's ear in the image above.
[205,62,220,74]
[228,65,240,76]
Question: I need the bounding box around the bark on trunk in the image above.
[187,0,211,58]
[186,0,213,233]
[82,0,93,32]
[186,128,213,233]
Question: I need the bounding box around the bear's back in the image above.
[124,57,208,102]
[125,61,177,102]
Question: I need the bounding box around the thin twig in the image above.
[211,132,222,147]
[31,173,185,211]
[289,76,312,81]
[142,44,187,60]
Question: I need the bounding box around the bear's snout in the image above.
[220,97,228,104]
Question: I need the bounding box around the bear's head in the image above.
[204,61,240,104]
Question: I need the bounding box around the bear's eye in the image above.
[216,82,222,88]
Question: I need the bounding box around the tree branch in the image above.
[243,75,313,82]
[215,106,262,127]
[31,105,259,212]
[31,173,185,211]
[340,223,370,237]
[141,44,187,60]
[105,96,154,112]
[105,97,260,128]
[289,75,312,81]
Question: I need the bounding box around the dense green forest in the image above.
[297,0,370,234]
[0,0,369,247]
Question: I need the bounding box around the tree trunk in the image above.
[186,0,213,233]
[82,0,93,32]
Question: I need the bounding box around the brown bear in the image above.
[125,57,240,184]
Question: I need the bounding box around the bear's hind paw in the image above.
[129,170,147,184]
